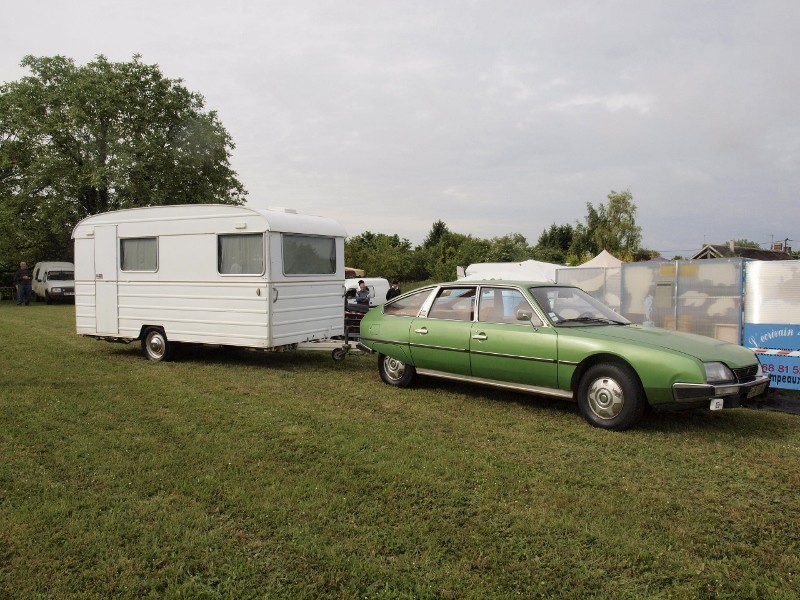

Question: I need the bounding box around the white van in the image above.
[72,204,349,361]
[344,277,390,307]
[32,261,75,304]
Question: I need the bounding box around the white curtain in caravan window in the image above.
[218,234,264,274]
[120,238,157,271]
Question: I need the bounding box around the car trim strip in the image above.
[408,342,470,353]
[416,368,573,400]
[362,337,573,367]
[469,349,557,364]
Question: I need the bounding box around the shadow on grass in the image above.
[101,340,795,437]
[636,405,796,438]
[410,376,795,437]
[104,339,361,371]
[413,377,580,418]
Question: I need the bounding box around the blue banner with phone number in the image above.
[744,324,800,391]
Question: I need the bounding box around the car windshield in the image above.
[528,286,629,327]
[48,271,74,281]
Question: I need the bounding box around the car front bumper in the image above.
[672,374,770,407]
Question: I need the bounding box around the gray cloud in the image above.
[2,0,798,256]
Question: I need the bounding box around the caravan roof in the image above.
[72,204,347,238]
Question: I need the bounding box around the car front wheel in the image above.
[378,353,417,387]
[577,363,646,431]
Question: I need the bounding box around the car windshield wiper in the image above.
[557,316,628,326]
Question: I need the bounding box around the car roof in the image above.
[439,280,568,288]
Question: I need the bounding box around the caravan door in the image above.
[267,232,345,345]
[94,225,119,335]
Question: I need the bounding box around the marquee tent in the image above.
[459,259,567,282]
[579,250,623,268]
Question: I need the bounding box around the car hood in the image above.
[571,324,756,366]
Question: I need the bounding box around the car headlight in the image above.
[704,362,735,384]
[51,287,62,293]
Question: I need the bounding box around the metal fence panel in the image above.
[564,259,744,343]
[555,267,621,313]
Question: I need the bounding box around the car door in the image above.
[469,286,559,389]
[409,286,476,376]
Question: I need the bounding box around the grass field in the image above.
[1,301,799,599]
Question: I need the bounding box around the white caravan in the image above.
[72,204,349,360]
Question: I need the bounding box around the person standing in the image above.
[14,261,32,306]
[386,280,402,301]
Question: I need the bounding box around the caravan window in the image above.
[283,235,336,275]
[120,238,158,271]
[218,234,264,274]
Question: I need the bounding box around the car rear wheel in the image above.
[141,327,174,362]
[378,353,416,387]
[577,363,646,431]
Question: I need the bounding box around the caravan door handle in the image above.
[273,288,279,303]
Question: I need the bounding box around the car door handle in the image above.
[472,333,487,341]
[414,327,428,334]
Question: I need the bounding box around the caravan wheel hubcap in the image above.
[147,334,165,357]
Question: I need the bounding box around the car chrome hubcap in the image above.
[384,357,406,381]
[586,377,624,420]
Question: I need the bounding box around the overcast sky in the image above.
[2,1,798,257]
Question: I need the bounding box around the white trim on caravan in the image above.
[72,204,349,361]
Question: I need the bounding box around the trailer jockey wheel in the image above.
[331,347,348,361]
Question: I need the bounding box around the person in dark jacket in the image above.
[14,261,32,306]
[386,280,402,301]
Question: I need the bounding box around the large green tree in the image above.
[533,223,575,264]
[569,189,642,262]
[344,231,420,281]
[484,233,532,263]
[0,54,246,272]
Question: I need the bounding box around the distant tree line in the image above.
[347,189,658,282]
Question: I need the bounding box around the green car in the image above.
[359,281,769,430]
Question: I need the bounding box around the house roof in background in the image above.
[690,244,793,261]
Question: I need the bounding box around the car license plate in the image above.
[709,399,724,411]
[747,383,767,399]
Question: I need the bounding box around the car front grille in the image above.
[732,365,759,383]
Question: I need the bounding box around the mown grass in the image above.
[1,301,799,599]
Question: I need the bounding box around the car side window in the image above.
[383,288,431,317]
[478,287,542,326]
[427,287,476,321]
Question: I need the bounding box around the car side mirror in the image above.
[517,308,543,327]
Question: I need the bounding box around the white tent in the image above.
[579,250,623,268]
[460,259,568,282]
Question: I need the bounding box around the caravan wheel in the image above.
[142,327,174,362]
